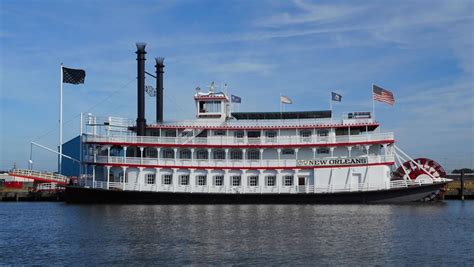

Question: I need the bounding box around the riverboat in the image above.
[65,43,451,204]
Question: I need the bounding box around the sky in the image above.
[0,0,473,172]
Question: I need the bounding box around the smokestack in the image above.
[136,42,147,136]
[155,57,165,123]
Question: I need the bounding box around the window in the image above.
[213,149,225,160]
[230,150,243,160]
[162,149,174,159]
[214,175,223,186]
[164,130,176,137]
[201,101,221,113]
[234,131,244,138]
[146,149,158,158]
[213,130,226,136]
[179,149,191,159]
[265,131,277,138]
[179,175,189,185]
[284,175,293,186]
[247,131,261,138]
[300,130,312,137]
[282,149,294,155]
[231,176,241,186]
[162,174,172,185]
[317,129,329,136]
[196,175,207,186]
[266,176,276,186]
[317,147,330,154]
[247,149,260,160]
[248,176,259,186]
[146,174,155,184]
[196,149,208,159]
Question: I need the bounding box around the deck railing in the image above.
[84,132,394,146]
[9,169,69,184]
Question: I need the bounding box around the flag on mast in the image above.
[280,95,292,104]
[331,92,342,102]
[63,67,86,84]
[231,95,241,103]
[372,84,395,105]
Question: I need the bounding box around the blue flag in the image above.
[231,94,241,103]
[331,92,342,102]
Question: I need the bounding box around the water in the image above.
[0,201,473,265]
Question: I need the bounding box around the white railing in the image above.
[89,154,395,168]
[9,169,69,184]
[83,132,394,147]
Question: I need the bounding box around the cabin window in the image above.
[248,176,259,186]
[146,149,158,158]
[317,129,329,136]
[265,131,277,138]
[213,149,225,160]
[214,175,224,186]
[247,131,261,138]
[162,149,174,159]
[300,130,312,137]
[164,130,176,137]
[196,175,207,186]
[200,101,221,113]
[282,149,294,155]
[231,176,241,186]
[213,130,226,136]
[247,149,260,160]
[179,175,189,185]
[162,174,172,185]
[196,149,209,159]
[149,130,160,136]
[336,128,348,136]
[284,175,293,186]
[234,131,244,138]
[179,149,191,159]
[266,176,276,186]
[317,147,330,154]
[230,150,243,160]
[146,174,155,184]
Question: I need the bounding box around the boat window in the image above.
[282,149,294,155]
[179,149,191,159]
[248,176,259,186]
[336,128,348,136]
[265,131,277,138]
[162,174,172,185]
[266,176,276,186]
[146,148,158,158]
[179,175,189,185]
[247,149,260,160]
[196,175,207,186]
[300,130,312,137]
[196,149,209,159]
[146,174,155,184]
[162,149,175,159]
[214,175,224,186]
[284,175,293,186]
[231,176,241,186]
[213,130,226,136]
[230,150,243,160]
[164,130,176,137]
[213,149,225,160]
[247,131,261,138]
[317,147,330,154]
[200,101,221,113]
[317,129,329,136]
[234,131,244,138]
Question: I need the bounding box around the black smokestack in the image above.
[155,57,164,124]
[136,42,147,136]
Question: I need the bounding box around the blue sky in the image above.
[0,0,473,171]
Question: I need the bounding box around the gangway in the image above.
[8,169,69,185]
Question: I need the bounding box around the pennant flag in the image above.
[372,84,395,105]
[231,94,241,103]
[280,95,292,104]
[63,67,86,84]
[331,92,342,102]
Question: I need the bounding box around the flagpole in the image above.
[371,83,375,121]
[59,63,63,174]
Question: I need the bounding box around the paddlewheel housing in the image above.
[392,158,446,183]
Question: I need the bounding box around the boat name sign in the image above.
[297,157,368,167]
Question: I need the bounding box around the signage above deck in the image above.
[297,157,368,167]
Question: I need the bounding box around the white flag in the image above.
[280,95,292,104]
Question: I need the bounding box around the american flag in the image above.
[372,84,395,105]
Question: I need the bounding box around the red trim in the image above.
[87,162,395,170]
[146,123,379,131]
[194,96,228,101]
[8,174,67,185]
[85,140,394,148]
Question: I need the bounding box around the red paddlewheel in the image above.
[392,158,446,181]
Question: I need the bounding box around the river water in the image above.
[0,201,473,265]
